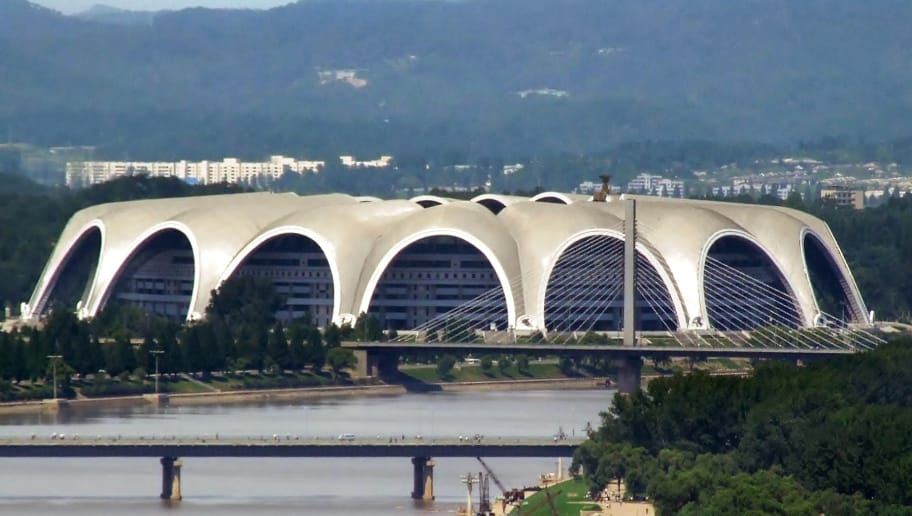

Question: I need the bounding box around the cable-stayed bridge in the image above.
[349,200,887,392]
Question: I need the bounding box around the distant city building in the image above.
[820,186,865,210]
[65,156,326,187]
[338,155,393,168]
[625,173,684,198]
[502,163,525,175]
[517,88,569,99]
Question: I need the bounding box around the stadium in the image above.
[23,190,870,341]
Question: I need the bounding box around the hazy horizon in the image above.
[32,0,292,14]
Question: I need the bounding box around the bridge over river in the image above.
[344,340,864,392]
[0,435,581,501]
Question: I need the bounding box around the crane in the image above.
[517,487,561,516]
[476,457,508,495]
[476,456,517,512]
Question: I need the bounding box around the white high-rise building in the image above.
[65,155,327,187]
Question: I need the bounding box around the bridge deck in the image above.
[0,437,582,458]
[343,341,858,360]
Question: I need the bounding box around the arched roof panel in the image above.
[356,202,522,328]
[530,192,591,205]
[222,199,421,325]
[409,195,453,208]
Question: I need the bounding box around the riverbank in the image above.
[0,376,613,416]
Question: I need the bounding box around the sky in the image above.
[32,0,291,15]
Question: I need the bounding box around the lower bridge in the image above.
[0,436,581,501]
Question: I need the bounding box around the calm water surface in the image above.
[0,389,614,515]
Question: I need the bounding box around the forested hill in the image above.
[3,0,912,159]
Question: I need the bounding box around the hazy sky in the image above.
[32,0,292,15]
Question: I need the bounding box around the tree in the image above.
[353,313,383,342]
[323,323,342,348]
[266,321,288,371]
[516,353,530,374]
[326,347,357,380]
[498,355,512,375]
[306,327,326,370]
[480,355,494,371]
[285,321,307,370]
[105,334,136,377]
[559,356,575,375]
[206,275,284,338]
[436,354,457,377]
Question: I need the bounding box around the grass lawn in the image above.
[201,371,334,391]
[714,357,740,370]
[400,363,568,383]
[163,379,215,394]
[510,478,600,516]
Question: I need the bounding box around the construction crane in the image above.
[476,456,518,512]
[517,487,561,516]
[476,457,508,495]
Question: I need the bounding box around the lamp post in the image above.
[150,349,165,395]
[46,354,62,400]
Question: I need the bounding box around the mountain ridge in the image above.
[3,0,912,158]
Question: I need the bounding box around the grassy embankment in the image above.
[0,371,344,401]
[400,363,569,383]
[509,478,600,516]
[2,358,749,402]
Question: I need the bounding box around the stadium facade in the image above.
[23,192,870,335]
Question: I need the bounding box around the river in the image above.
[0,389,614,515]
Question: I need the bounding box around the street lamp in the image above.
[46,354,62,400]
[150,349,165,395]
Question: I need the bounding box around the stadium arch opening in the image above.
[366,235,509,335]
[100,229,195,320]
[34,226,102,316]
[225,234,335,326]
[543,234,678,334]
[803,231,864,324]
[475,198,507,215]
[702,234,802,331]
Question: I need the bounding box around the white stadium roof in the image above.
[25,191,869,332]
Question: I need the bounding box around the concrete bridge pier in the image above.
[353,349,399,379]
[411,456,435,500]
[615,357,643,394]
[160,457,183,501]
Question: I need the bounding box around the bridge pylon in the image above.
[411,456,435,500]
[352,348,399,378]
[160,457,183,501]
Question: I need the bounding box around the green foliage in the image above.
[435,354,457,377]
[352,313,383,342]
[558,356,575,375]
[7,1,912,163]
[325,347,357,379]
[577,337,912,514]
[515,353,530,374]
[497,355,512,374]
[206,275,284,335]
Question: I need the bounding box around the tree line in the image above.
[0,275,363,400]
[573,337,912,514]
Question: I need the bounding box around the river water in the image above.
[0,389,614,515]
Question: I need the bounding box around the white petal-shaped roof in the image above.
[24,192,869,330]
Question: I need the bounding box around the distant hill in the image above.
[73,4,159,25]
[2,0,912,159]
